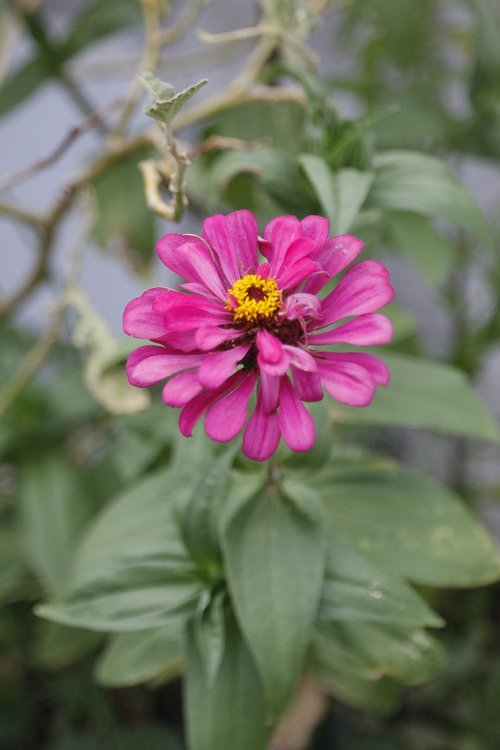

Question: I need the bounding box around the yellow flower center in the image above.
[226,274,282,322]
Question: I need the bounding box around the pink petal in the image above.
[300,215,330,247]
[161,329,199,351]
[292,367,324,402]
[282,293,321,321]
[278,376,316,452]
[303,235,365,294]
[126,346,204,386]
[310,313,393,346]
[259,371,281,413]
[198,343,250,389]
[123,287,169,340]
[277,258,317,291]
[323,352,390,386]
[282,345,318,372]
[203,210,259,284]
[156,233,189,274]
[195,326,244,352]
[205,372,257,442]
[272,236,316,278]
[320,260,394,325]
[256,330,290,376]
[319,360,377,406]
[174,241,227,299]
[263,215,302,276]
[179,371,246,437]
[162,371,203,407]
[242,395,281,461]
[154,290,231,331]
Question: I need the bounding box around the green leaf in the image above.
[95,621,184,687]
[61,0,142,58]
[181,446,237,574]
[334,353,499,441]
[316,458,500,586]
[299,154,374,233]
[0,57,48,118]
[385,211,457,283]
[19,452,92,595]
[140,73,208,125]
[368,151,492,243]
[185,610,272,750]
[33,622,102,670]
[91,146,155,272]
[193,589,226,686]
[222,482,327,714]
[320,541,444,628]
[37,468,204,631]
[315,621,445,686]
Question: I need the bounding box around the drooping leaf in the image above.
[95,621,184,687]
[37,468,204,631]
[333,353,499,441]
[222,481,326,714]
[185,610,272,750]
[315,458,500,586]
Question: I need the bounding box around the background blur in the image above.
[1,0,500,748]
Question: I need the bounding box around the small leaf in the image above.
[140,73,208,125]
[185,610,272,750]
[333,353,499,441]
[95,622,184,687]
[299,154,374,233]
[193,589,226,686]
[222,482,327,714]
[181,446,237,574]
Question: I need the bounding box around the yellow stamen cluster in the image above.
[226,274,282,322]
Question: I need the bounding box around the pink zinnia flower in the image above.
[123,211,394,461]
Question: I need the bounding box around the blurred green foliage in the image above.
[1,0,500,749]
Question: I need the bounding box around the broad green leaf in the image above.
[37,468,204,631]
[91,146,155,272]
[333,353,499,441]
[38,575,202,632]
[299,154,373,232]
[316,459,500,586]
[222,482,326,714]
[193,589,226,686]
[19,452,92,595]
[319,541,444,628]
[368,151,492,243]
[140,73,208,125]
[185,611,272,750]
[95,621,184,687]
[385,211,456,283]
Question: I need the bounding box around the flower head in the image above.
[123,211,394,461]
